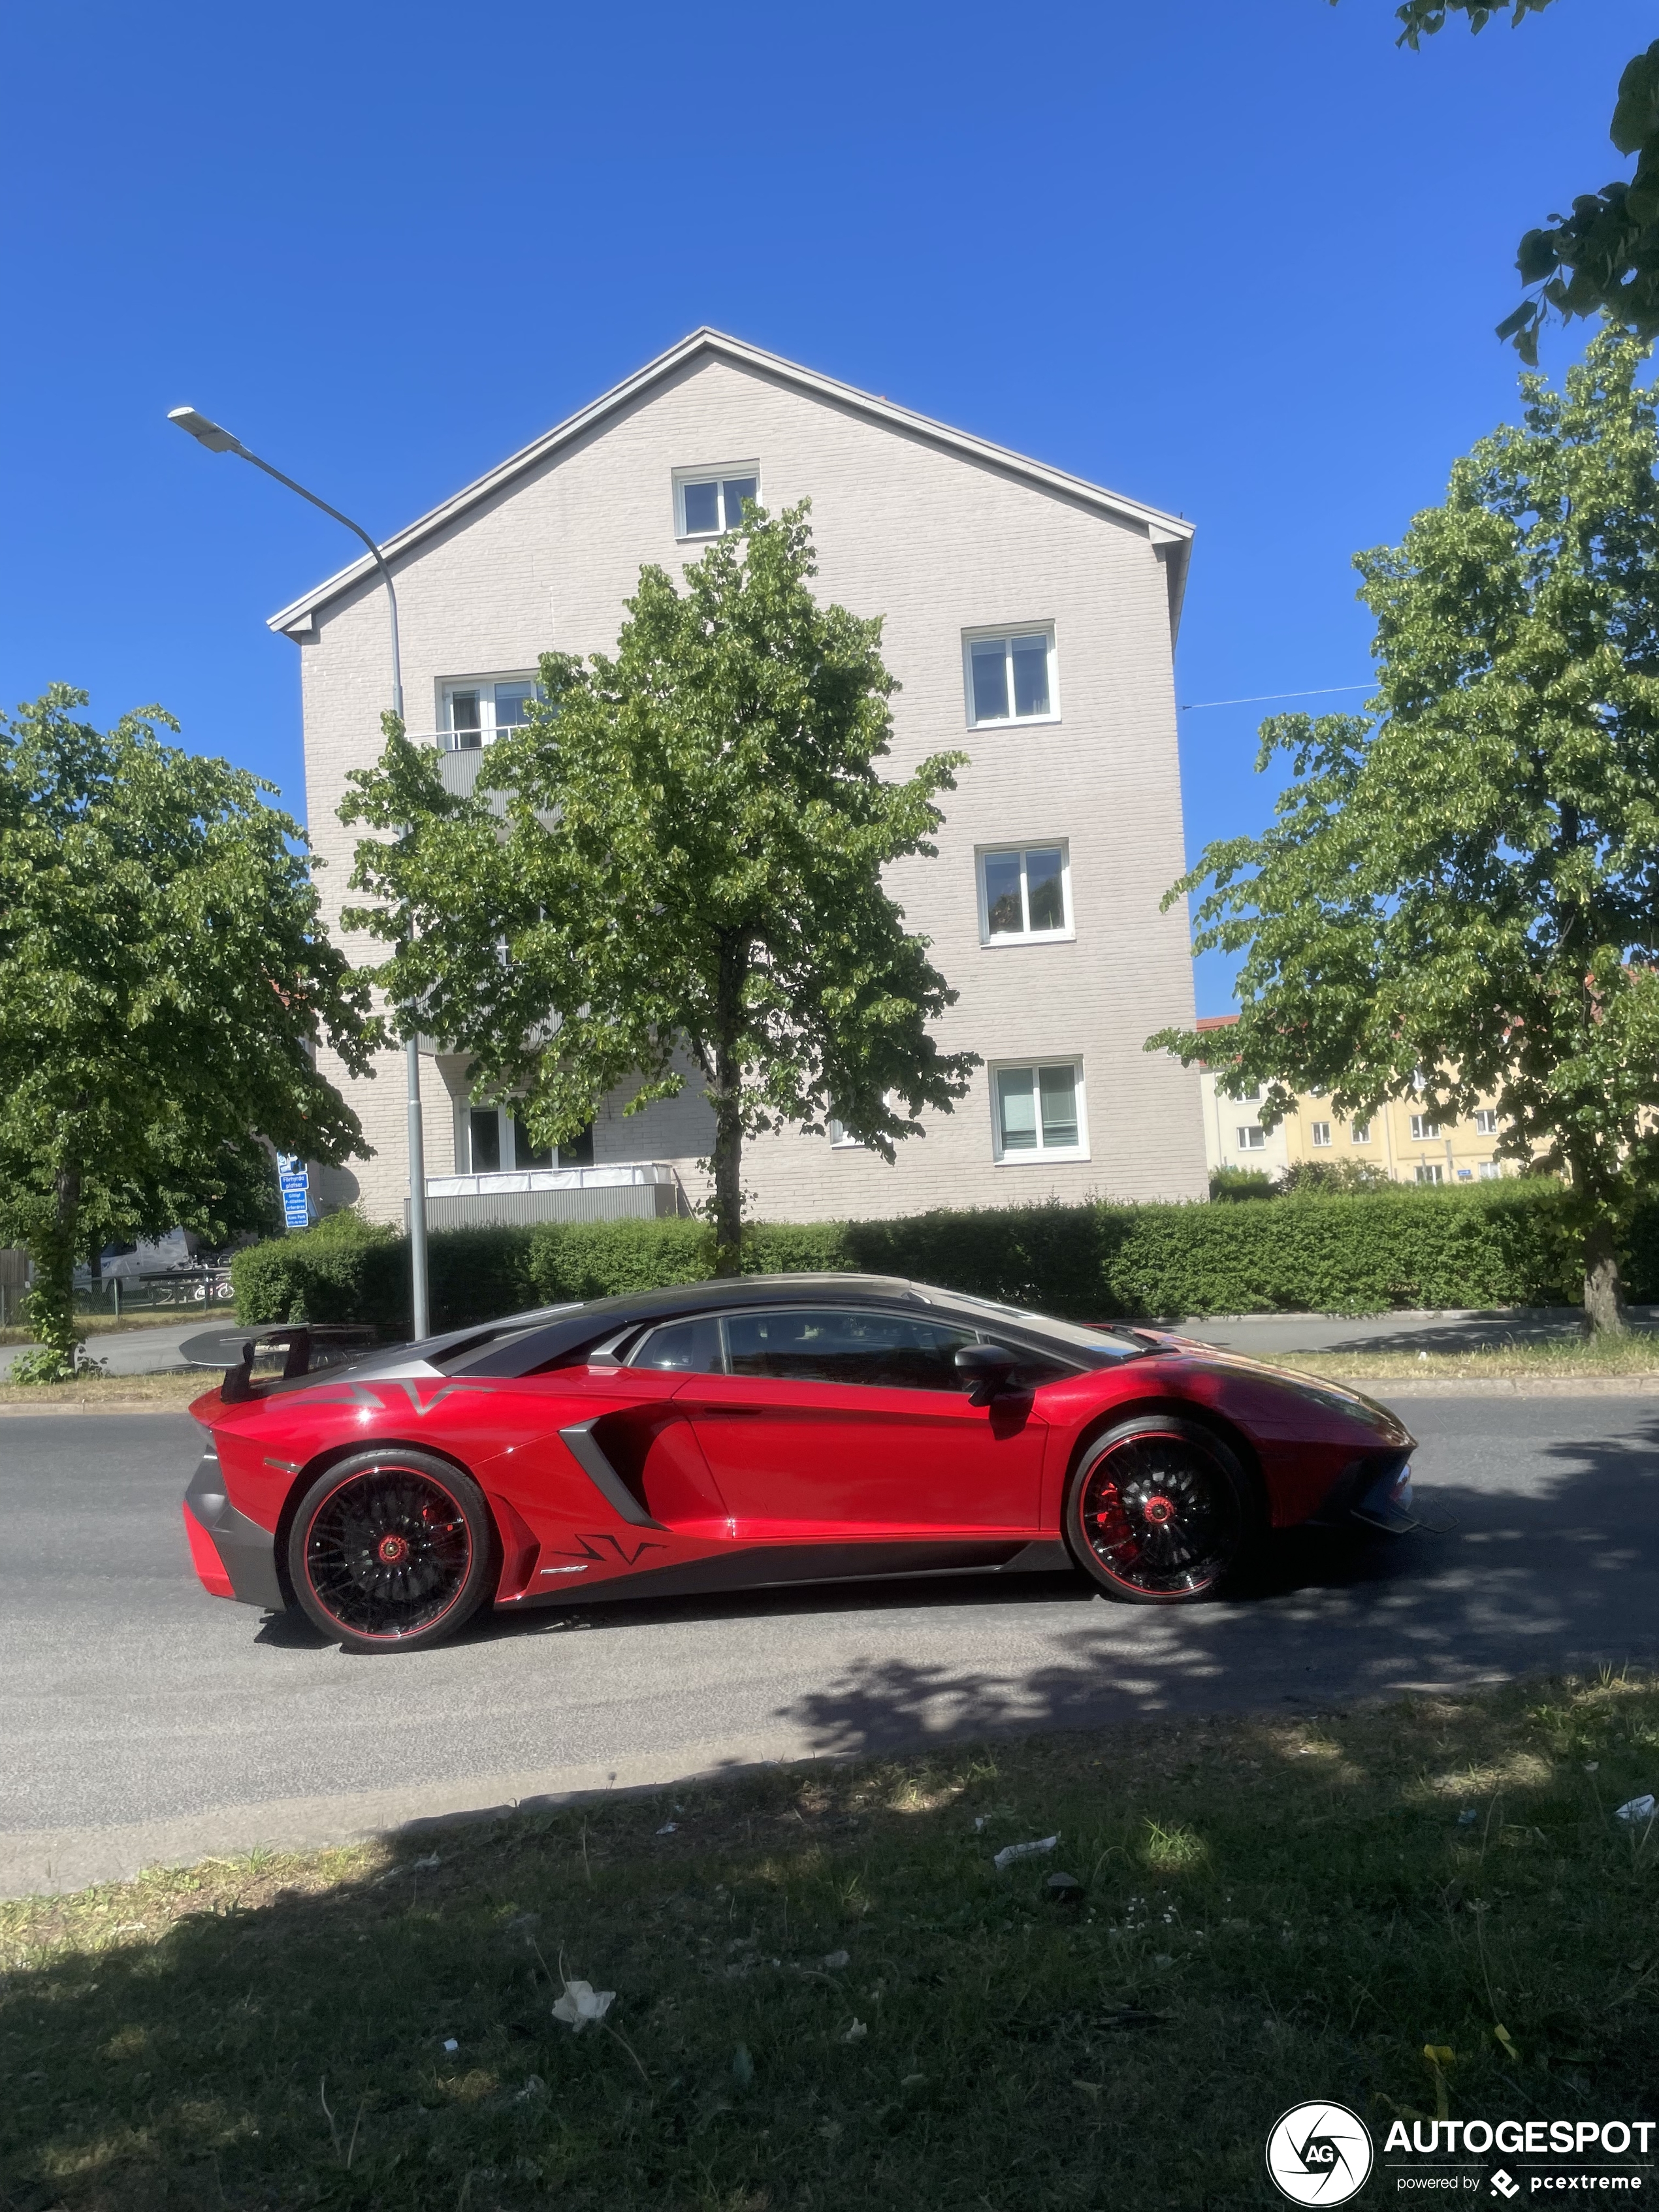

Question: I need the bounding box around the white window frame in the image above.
[961,625,1060,730]
[1236,1125,1266,1152]
[673,462,761,540]
[1351,1122,1372,1145]
[1478,1160,1502,1180]
[990,1058,1088,1164]
[438,673,541,750]
[1474,1108,1498,1136]
[464,1101,590,1172]
[1415,1162,1445,1184]
[976,842,1073,946]
[1310,1121,1332,1147]
[826,1117,865,1150]
[1409,1114,1442,1142]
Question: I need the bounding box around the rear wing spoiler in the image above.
[179,1323,378,1402]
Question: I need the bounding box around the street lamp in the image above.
[169,405,432,1341]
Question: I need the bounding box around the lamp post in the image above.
[168,406,431,1340]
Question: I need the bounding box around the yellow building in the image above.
[1194,1015,1525,1186]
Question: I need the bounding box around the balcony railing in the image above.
[425,1161,679,1200]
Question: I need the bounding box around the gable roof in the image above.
[266,327,1195,638]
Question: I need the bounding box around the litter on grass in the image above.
[1045,1871,1084,1902]
[993,1833,1059,1870]
[843,2019,867,2043]
[553,1979,616,2031]
[1615,1794,1656,1823]
[376,1852,441,1885]
[442,2038,459,2054]
[656,1822,679,1835]
[821,1949,850,1970]
[1457,1809,1478,1827]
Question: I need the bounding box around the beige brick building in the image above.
[1195,1014,1533,1186]
[271,330,1207,1229]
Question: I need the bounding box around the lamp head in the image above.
[167,406,244,455]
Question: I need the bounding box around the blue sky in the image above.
[1,0,1648,1013]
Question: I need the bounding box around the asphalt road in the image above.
[4,1394,1658,1891]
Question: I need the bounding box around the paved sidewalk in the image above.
[0,1319,203,1382]
[1174,1305,1659,1358]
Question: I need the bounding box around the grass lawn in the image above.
[0,1368,209,1409]
[1269,1333,1659,1383]
[4,1674,1657,2210]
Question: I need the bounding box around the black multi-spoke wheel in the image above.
[288,1450,496,1652]
[1065,1418,1256,1605]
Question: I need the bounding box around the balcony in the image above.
[409,1161,688,1232]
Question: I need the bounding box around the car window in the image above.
[722,1307,979,1390]
[630,1317,726,1373]
[978,1335,1073,1390]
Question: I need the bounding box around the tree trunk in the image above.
[710,944,746,1278]
[1583,1213,1628,1336]
[22,1168,84,1380]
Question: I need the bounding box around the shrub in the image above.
[1208,1166,1276,1203]
[232,1180,1656,1336]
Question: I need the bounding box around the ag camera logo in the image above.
[1266,2102,1375,2205]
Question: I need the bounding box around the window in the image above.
[467,1104,592,1172]
[1238,1085,1262,1104]
[440,676,540,751]
[632,1317,724,1373]
[1474,1109,1498,1136]
[1478,1160,1502,1181]
[963,629,1057,726]
[675,466,759,538]
[993,1061,1085,1159]
[1415,1162,1445,1184]
[978,844,1071,943]
[1310,1122,1332,1147]
[1236,1125,1266,1151]
[827,1117,864,1149]
[1351,1123,1372,1145]
[724,1307,978,1390]
[1409,1114,1442,1141]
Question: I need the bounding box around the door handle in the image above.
[692,1403,762,1418]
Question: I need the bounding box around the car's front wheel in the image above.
[288,1449,497,1652]
[1064,1417,1257,1605]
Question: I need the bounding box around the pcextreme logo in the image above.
[1267,2102,1375,2205]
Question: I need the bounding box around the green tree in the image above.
[341,502,976,1275]
[1151,324,1659,1332]
[0,688,379,1379]
[1365,3,1659,362]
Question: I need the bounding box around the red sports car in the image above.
[181,1274,1417,1654]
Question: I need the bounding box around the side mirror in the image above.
[955,1342,1019,1403]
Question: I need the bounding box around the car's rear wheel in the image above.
[1064,1417,1257,1605]
[288,1449,496,1653]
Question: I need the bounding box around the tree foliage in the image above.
[341,503,976,1271]
[1368,1,1659,362]
[1151,325,1659,1328]
[0,688,379,1377]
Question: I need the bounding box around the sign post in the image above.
[276,1153,311,1231]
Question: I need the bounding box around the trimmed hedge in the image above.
[231,1181,1658,1337]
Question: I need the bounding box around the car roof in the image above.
[425,1272,1136,1379]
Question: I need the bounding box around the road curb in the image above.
[0,1398,202,1417]
[0,1738,806,1897]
